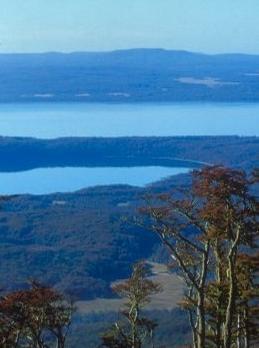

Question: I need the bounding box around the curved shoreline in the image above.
[0,135,257,172]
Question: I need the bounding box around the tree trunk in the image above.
[197,291,206,348]
[196,242,210,348]
[237,312,241,348]
[243,307,249,348]
[188,308,198,348]
[215,241,224,348]
[223,224,241,348]
[223,255,236,348]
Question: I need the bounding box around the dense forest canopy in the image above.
[0,136,258,171]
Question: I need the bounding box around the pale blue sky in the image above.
[1,0,259,54]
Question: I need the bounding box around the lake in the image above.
[0,102,258,194]
[0,166,190,195]
[0,102,259,138]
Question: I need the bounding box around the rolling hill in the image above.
[1,49,259,102]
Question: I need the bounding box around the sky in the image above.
[1,0,259,54]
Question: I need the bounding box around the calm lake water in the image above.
[0,102,258,194]
[0,102,259,138]
[0,167,190,195]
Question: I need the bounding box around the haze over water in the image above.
[0,102,259,138]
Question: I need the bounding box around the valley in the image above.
[0,135,257,299]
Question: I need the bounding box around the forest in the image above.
[0,136,258,347]
[0,165,258,347]
[0,136,258,171]
[1,1,259,347]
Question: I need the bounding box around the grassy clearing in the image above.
[76,262,184,314]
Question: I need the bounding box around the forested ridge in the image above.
[0,136,258,171]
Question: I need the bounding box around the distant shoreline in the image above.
[1,49,259,103]
[0,136,257,172]
[2,100,259,105]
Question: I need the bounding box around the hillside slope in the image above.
[0,136,257,298]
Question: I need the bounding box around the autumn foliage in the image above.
[0,281,74,348]
[0,165,258,348]
[140,166,258,348]
[101,262,161,348]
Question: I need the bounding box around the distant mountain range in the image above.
[1,49,259,102]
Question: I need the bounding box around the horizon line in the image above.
[0,48,259,56]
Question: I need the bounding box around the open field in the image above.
[76,262,185,314]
